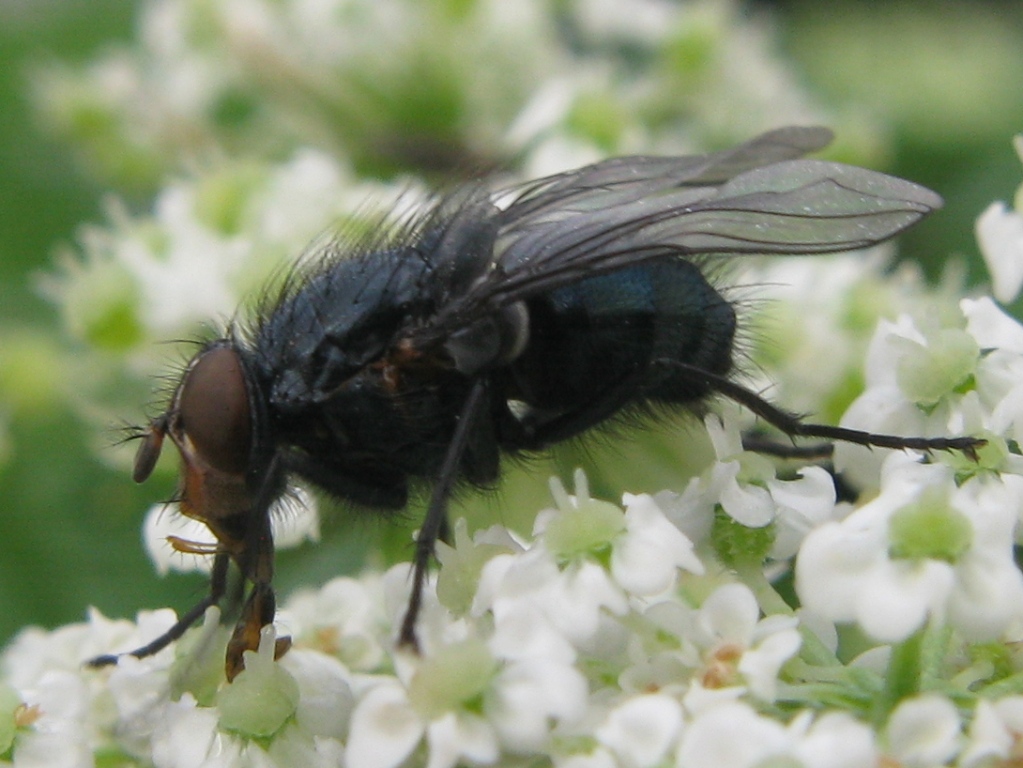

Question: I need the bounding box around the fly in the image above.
[88,126,983,680]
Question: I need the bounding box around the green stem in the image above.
[873,630,924,726]
[733,559,840,668]
[978,669,1023,698]
[733,560,792,616]
[918,623,953,692]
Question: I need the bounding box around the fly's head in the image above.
[132,342,290,680]
[133,342,256,558]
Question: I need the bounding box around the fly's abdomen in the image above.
[507,258,736,419]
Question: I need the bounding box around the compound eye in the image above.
[178,345,252,474]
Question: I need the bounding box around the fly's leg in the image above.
[87,552,230,668]
[668,361,986,458]
[399,377,489,650]
[224,456,291,680]
[739,436,834,459]
[224,581,290,681]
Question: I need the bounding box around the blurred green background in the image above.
[0,0,1021,650]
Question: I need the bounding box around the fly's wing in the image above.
[406,127,941,349]
[490,158,941,296]
[497,125,835,227]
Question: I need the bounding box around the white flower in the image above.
[5,455,1022,766]
[844,315,973,418]
[962,295,1023,353]
[485,597,578,666]
[791,711,880,768]
[281,651,354,741]
[666,411,839,559]
[834,296,1023,483]
[425,711,499,768]
[346,637,586,768]
[619,580,801,706]
[677,702,790,768]
[768,467,841,559]
[4,670,94,768]
[345,681,424,768]
[978,201,1023,304]
[476,547,628,651]
[739,250,900,416]
[884,694,962,767]
[677,702,877,768]
[435,519,523,619]
[687,583,801,702]
[278,575,389,672]
[976,135,1023,304]
[149,694,224,768]
[614,493,705,594]
[960,696,1023,768]
[118,183,249,333]
[594,693,683,768]
[486,658,588,752]
[961,298,1023,456]
[797,453,1023,642]
[488,470,702,650]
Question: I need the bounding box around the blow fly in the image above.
[88,126,982,680]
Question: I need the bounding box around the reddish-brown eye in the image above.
[178,345,252,475]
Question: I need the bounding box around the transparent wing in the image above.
[491,157,941,294]
[497,125,836,227]
[410,127,941,347]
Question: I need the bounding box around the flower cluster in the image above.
[34,0,849,193]
[0,476,818,766]
[6,399,1023,768]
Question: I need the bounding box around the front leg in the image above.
[225,581,291,681]
[87,552,231,669]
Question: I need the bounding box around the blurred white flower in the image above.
[345,681,424,768]
[976,135,1023,304]
[960,696,1023,768]
[797,453,1023,642]
[278,575,389,672]
[677,702,877,768]
[486,657,588,753]
[978,201,1023,304]
[594,693,684,768]
[3,670,93,767]
[884,694,962,767]
[476,547,628,651]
